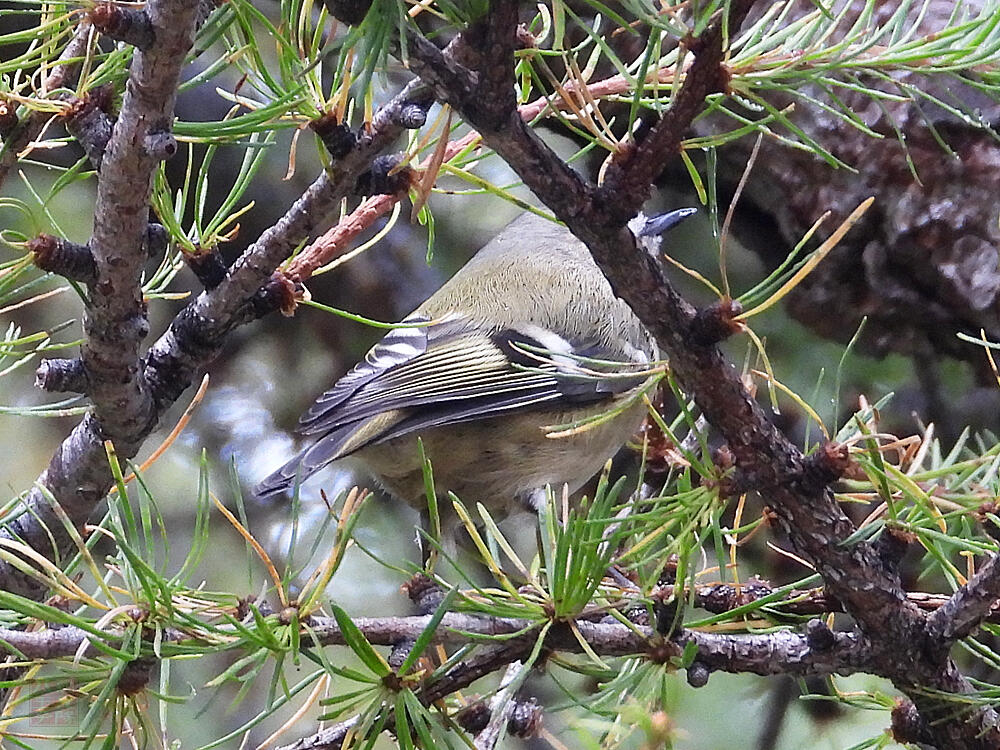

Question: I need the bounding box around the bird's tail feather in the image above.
[254,417,382,500]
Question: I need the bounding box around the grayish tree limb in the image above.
[0,22,92,189]
[927,553,1000,644]
[398,6,1000,747]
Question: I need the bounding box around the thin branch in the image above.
[926,552,1000,644]
[280,617,868,750]
[0,22,92,190]
[0,84,433,600]
[598,0,757,222]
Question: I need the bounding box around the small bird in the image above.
[256,209,694,528]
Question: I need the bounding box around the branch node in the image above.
[0,99,17,139]
[805,618,836,652]
[455,699,491,734]
[143,222,169,259]
[185,246,229,290]
[647,639,682,664]
[115,655,157,696]
[62,86,116,169]
[652,590,679,635]
[698,578,773,614]
[801,441,853,490]
[143,130,177,161]
[35,358,88,394]
[401,572,444,615]
[395,103,428,130]
[388,639,415,671]
[249,273,299,319]
[322,0,372,25]
[875,523,916,570]
[356,154,415,196]
[890,698,934,746]
[507,697,543,738]
[310,113,357,160]
[685,660,711,688]
[89,3,155,50]
[688,298,744,346]
[29,233,96,284]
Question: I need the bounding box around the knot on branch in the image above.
[388,639,415,671]
[64,96,113,169]
[685,660,710,688]
[185,246,228,290]
[395,103,428,130]
[455,699,491,734]
[688,299,744,346]
[800,441,853,492]
[115,655,157,696]
[402,573,444,615]
[92,310,150,342]
[36,358,87,394]
[652,589,679,635]
[356,154,415,196]
[890,699,934,746]
[310,113,357,160]
[144,223,168,258]
[0,99,17,139]
[321,0,372,25]
[29,233,96,284]
[249,273,299,319]
[697,578,773,614]
[805,618,836,652]
[646,638,683,664]
[143,130,177,161]
[508,697,543,738]
[89,3,155,50]
[875,523,916,572]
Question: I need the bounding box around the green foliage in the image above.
[4,0,1000,748]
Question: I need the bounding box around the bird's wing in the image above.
[297,313,650,445]
[256,315,651,500]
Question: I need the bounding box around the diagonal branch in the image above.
[926,552,1000,644]
[0,78,431,599]
[400,7,1000,748]
[598,0,757,223]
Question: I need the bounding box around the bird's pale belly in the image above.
[356,399,647,521]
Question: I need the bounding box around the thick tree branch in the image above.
[926,552,1000,644]
[83,0,198,454]
[0,0,201,597]
[400,7,1000,747]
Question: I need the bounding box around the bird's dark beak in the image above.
[638,207,698,237]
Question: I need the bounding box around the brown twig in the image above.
[399,5,1000,746]
[0,22,92,189]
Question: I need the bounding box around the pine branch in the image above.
[0,22,92,190]
[399,6,1000,748]
[0,82,432,600]
[927,552,1000,644]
